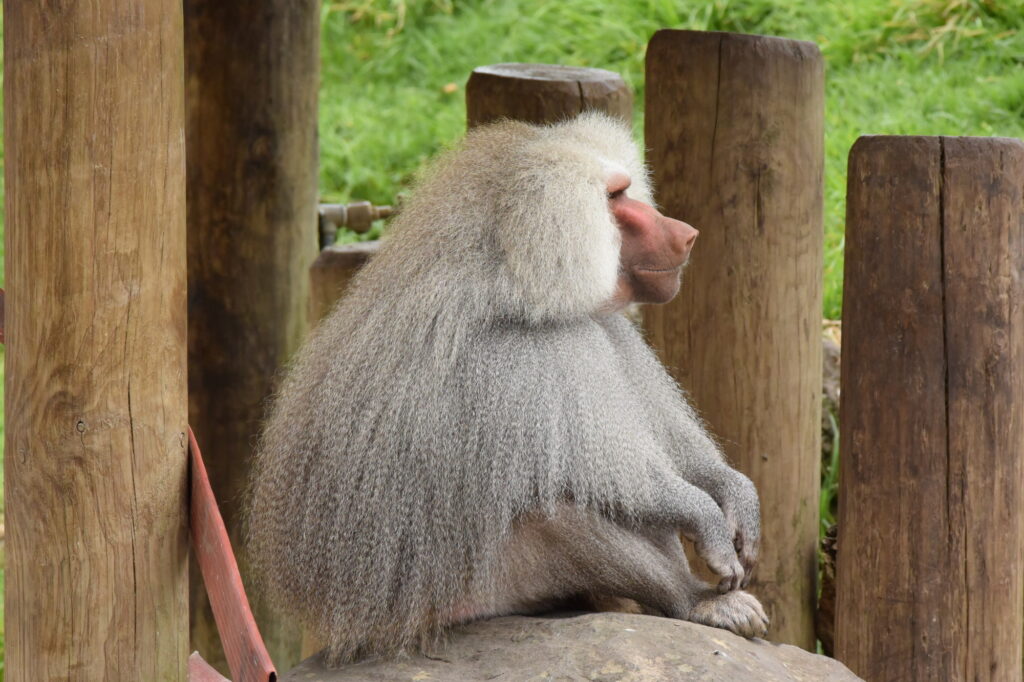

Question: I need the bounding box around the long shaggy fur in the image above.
[245,113,725,664]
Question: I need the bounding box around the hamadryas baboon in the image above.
[246,112,767,665]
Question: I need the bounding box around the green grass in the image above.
[1,9,5,679]
[320,0,1024,319]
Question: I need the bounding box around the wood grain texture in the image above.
[643,30,824,649]
[466,63,632,129]
[309,241,380,326]
[3,2,189,679]
[184,0,320,671]
[836,136,1024,681]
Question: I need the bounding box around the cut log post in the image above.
[184,0,320,671]
[643,30,824,649]
[836,136,1024,681]
[309,242,381,326]
[467,63,632,129]
[4,2,189,679]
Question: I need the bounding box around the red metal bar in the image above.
[190,427,277,682]
[189,652,231,682]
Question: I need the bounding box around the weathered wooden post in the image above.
[184,0,320,671]
[4,2,189,679]
[836,136,1024,681]
[310,242,381,325]
[643,30,824,649]
[467,63,633,128]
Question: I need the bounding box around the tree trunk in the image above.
[836,135,1024,681]
[467,63,632,129]
[309,242,380,326]
[643,30,824,649]
[4,1,189,678]
[184,0,320,671]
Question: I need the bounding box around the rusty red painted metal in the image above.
[189,651,232,681]
[190,427,277,682]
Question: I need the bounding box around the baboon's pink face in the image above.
[605,170,698,307]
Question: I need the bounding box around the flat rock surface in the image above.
[281,612,861,681]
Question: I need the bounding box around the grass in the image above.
[320,0,1024,319]
[0,10,5,679]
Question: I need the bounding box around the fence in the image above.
[6,16,1022,679]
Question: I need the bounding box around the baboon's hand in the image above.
[720,470,761,587]
[684,494,746,593]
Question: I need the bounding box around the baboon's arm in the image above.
[610,472,747,592]
[674,443,761,583]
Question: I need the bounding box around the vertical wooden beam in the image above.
[466,63,632,129]
[836,136,1024,681]
[643,30,824,649]
[942,137,1024,682]
[4,2,189,679]
[309,242,380,326]
[184,0,319,671]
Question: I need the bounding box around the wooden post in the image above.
[643,30,824,649]
[836,136,1024,681]
[4,2,189,679]
[309,242,381,326]
[467,63,632,129]
[184,0,319,671]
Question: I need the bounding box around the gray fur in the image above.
[245,113,763,665]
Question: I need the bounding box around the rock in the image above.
[280,612,861,681]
